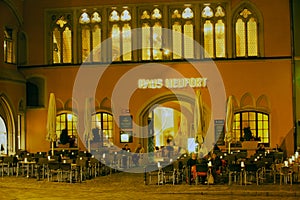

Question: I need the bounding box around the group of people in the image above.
[187,143,223,185]
[121,143,145,167]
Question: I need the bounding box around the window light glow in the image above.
[202,6,213,18]
[110,10,120,22]
[121,9,131,21]
[215,6,225,17]
[182,7,193,19]
[91,12,101,23]
[79,12,90,24]
[151,8,162,19]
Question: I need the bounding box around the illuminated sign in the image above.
[138,77,207,89]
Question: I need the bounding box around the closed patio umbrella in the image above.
[225,96,234,153]
[46,93,57,156]
[194,90,205,153]
[83,98,93,152]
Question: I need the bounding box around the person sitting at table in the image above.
[165,138,174,158]
[121,144,131,168]
[122,143,131,152]
[256,143,265,154]
[186,153,199,183]
[132,143,144,166]
[210,153,222,184]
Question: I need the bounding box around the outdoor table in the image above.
[17,160,36,178]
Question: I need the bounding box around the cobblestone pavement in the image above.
[0,172,300,200]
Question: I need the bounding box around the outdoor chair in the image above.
[292,164,300,183]
[173,159,185,184]
[2,156,17,176]
[228,164,241,185]
[280,166,293,185]
[47,162,61,182]
[60,162,73,183]
[76,157,89,182]
[89,157,100,178]
[146,163,163,185]
[195,164,208,185]
[35,157,48,180]
[245,163,258,184]
[161,164,176,185]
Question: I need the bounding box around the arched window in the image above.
[52,15,72,64]
[56,112,78,147]
[91,112,113,147]
[234,8,258,57]
[201,5,226,58]
[233,111,270,145]
[140,8,163,61]
[4,27,15,64]
[109,8,132,62]
[171,7,194,59]
[26,77,45,107]
[79,11,102,63]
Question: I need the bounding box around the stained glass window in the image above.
[79,11,102,62]
[171,7,194,59]
[141,8,163,60]
[109,9,132,62]
[52,16,72,64]
[235,8,258,57]
[202,5,226,58]
[204,20,213,58]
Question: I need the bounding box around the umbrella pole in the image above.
[88,140,91,152]
[228,142,231,154]
[51,141,54,156]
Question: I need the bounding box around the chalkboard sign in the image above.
[214,119,225,145]
[119,115,133,129]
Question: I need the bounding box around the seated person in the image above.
[122,143,131,152]
[256,143,265,155]
[132,143,144,166]
[210,153,222,183]
[186,153,199,183]
[121,144,131,168]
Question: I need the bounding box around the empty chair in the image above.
[89,157,100,178]
[35,157,48,180]
[76,157,88,182]
[146,164,162,185]
[245,163,258,184]
[280,166,293,185]
[228,164,241,185]
[60,162,73,183]
[2,156,17,176]
[161,164,176,185]
[47,162,61,182]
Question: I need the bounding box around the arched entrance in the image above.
[0,117,7,154]
[138,93,205,154]
[0,95,16,155]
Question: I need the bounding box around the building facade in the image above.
[0,0,297,157]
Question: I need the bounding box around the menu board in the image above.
[214,119,225,144]
[119,115,133,129]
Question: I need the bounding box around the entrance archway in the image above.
[0,95,16,155]
[138,93,210,154]
[0,117,7,154]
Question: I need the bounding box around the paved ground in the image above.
[0,172,300,200]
